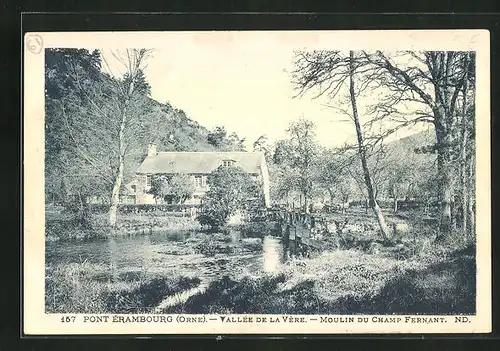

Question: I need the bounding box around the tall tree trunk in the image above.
[107,49,144,227]
[108,103,128,227]
[434,108,454,241]
[432,52,471,240]
[459,118,468,234]
[109,138,124,226]
[466,152,475,236]
[393,197,398,214]
[349,51,391,241]
[459,80,469,234]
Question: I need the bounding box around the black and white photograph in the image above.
[23,30,491,334]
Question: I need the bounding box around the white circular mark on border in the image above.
[26,34,43,54]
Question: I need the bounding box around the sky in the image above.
[99,32,429,150]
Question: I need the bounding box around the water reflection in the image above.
[262,236,283,273]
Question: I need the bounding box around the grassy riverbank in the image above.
[163,241,475,315]
[45,260,201,313]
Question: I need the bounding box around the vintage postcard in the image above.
[23,30,491,335]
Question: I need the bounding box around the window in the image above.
[146,175,152,187]
[223,160,235,167]
[201,175,207,188]
[194,175,202,188]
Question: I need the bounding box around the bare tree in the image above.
[67,48,153,226]
[362,51,475,239]
[292,50,391,240]
[106,49,153,226]
[348,51,391,240]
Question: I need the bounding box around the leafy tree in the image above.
[147,174,170,204]
[207,126,246,151]
[273,118,320,212]
[197,166,261,230]
[225,132,247,151]
[411,169,439,215]
[253,135,273,163]
[381,137,432,213]
[268,161,297,207]
[334,177,357,213]
[167,174,196,204]
[207,126,227,148]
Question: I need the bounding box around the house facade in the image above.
[128,144,271,207]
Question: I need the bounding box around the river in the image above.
[45,230,285,285]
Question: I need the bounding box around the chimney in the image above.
[147,143,157,157]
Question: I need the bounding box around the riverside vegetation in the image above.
[46,204,475,315]
[44,48,477,315]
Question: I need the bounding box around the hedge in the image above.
[86,203,201,214]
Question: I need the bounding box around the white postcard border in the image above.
[23,29,491,335]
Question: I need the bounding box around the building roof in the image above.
[136,151,266,175]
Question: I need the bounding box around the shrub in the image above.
[197,166,263,230]
[196,201,230,231]
[45,215,107,241]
